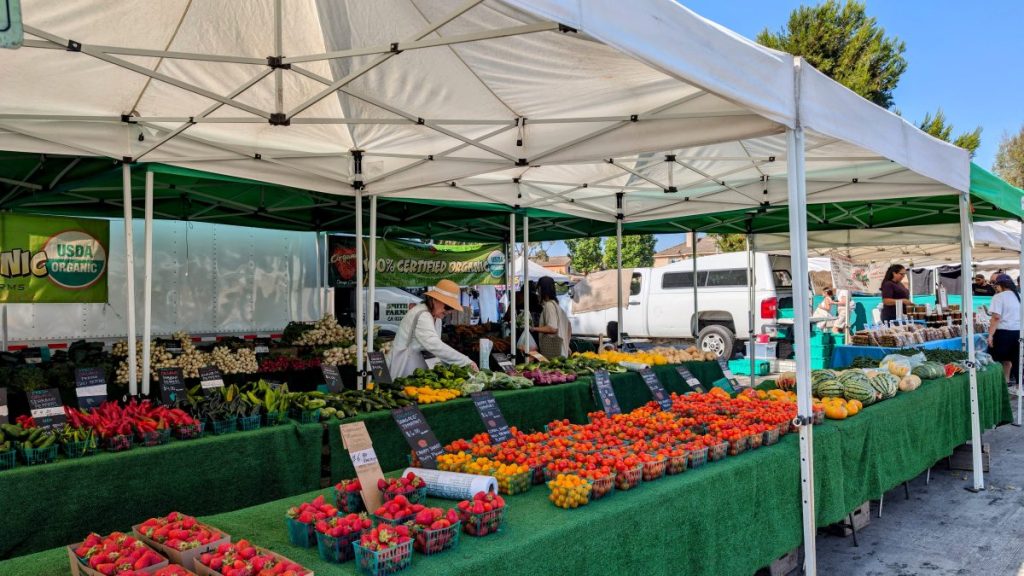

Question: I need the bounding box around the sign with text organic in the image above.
[676,365,706,394]
[367,351,393,387]
[592,369,621,416]
[640,368,672,410]
[391,406,443,469]
[0,213,109,303]
[366,238,507,287]
[27,388,66,430]
[470,391,511,444]
[199,366,225,394]
[339,421,386,512]
[74,367,107,409]
[0,387,8,425]
[158,367,187,404]
[321,364,342,393]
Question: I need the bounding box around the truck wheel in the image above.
[698,325,734,359]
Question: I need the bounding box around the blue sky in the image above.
[546,0,1024,257]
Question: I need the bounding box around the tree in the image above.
[602,235,657,269]
[565,237,603,274]
[917,108,981,157]
[711,234,747,253]
[526,242,550,262]
[994,124,1024,189]
[757,1,907,109]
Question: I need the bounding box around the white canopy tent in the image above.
[514,259,570,283]
[0,2,985,573]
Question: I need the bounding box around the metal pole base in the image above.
[964,486,986,493]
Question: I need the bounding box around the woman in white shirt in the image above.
[531,276,571,357]
[987,274,1020,383]
[388,279,478,379]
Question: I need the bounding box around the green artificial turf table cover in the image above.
[0,365,1009,576]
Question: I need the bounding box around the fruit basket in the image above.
[412,522,461,556]
[641,456,667,481]
[382,486,427,505]
[707,441,728,462]
[727,436,748,456]
[614,463,643,491]
[353,540,413,576]
[136,428,171,447]
[458,507,505,537]
[237,414,261,432]
[777,421,790,437]
[496,468,532,495]
[688,446,709,469]
[547,475,592,509]
[62,438,94,459]
[102,434,133,453]
[208,417,238,436]
[666,451,689,475]
[762,427,780,446]
[335,483,366,514]
[172,421,204,440]
[0,448,16,471]
[583,470,615,499]
[748,433,764,450]
[291,408,321,424]
[263,411,288,426]
[286,517,317,548]
[317,530,363,563]
[373,511,417,527]
[21,443,58,465]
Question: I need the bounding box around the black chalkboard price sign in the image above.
[74,367,108,409]
[491,353,517,375]
[592,369,621,416]
[470,391,511,444]
[391,406,444,469]
[717,359,746,390]
[159,367,187,404]
[321,364,342,393]
[367,351,393,386]
[27,388,66,430]
[640,368,672,410]
[0,387,9,425]
[199,366,225,394]
[676,365,706,394]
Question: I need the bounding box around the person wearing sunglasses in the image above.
[880,264,912,322]
[388,279,478,378]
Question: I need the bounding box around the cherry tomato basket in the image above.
[641,456,667,481]
[353,540,413,576]
[777,421,790,437]
[614,463,643,491]
[688,446,709,469]
[727,436,748,456]
[286,517,316,548]
[666,452,689,475]
[496,469,532,495]
[585,471,616,499]
[762,427,780,446]
[707,441,728,462]
[317,529,364,563]
[457,505,506,537]
[412,522,461,555]
[748,433,764,451]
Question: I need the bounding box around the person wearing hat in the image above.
[388,279,478,379]
[987,274,1021,384]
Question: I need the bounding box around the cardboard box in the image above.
[192,546,313,576]
[769,546,801,576]
[68,542,169,576]
[948,443,991,472]
[133,521,231,571]
[842,501,871,536]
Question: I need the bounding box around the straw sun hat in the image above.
[424,279,463,311]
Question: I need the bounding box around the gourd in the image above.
[899,374,922,392]
[823,403,848,420]
[881,359,910,378]
[845,399,863,415]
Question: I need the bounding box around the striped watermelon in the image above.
[870,374,899,399]
[839,370,877,405]
[812,370,837,386]
[815,379,845,398]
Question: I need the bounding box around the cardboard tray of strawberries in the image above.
[68,533,169,576]
[132,512,231,571]
[192,542,313,576]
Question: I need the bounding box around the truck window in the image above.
[662,271,694,289]
[705,269,748,287]
[630,273,642,296]
[773,270,793,288]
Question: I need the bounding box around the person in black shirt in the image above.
[880,264,911,322]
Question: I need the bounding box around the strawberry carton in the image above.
[410,508,461,556]
[133,512,230,571]
[455,491,506,537]
[285,495,338,548]
[193,540,312,576]
[353,525,413,576]
[334,479,366,514]
[152,567,198,576]
[315,513,372,564]
[372,495,424,527]
[68,531,169,576]
[378,472,427,504]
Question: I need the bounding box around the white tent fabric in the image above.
[757,221,1020,268]
[514,259,570,282]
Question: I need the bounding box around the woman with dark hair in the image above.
[812,288,836,320]
[987,274,1020,383]
[531,276,571,357]
[880,264,911,322]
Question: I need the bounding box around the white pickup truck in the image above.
[567,252,793,359]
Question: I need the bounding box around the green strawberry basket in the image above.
[62,438,94,459]
[102,434,133,453]
[382,486,427,505]
[317,530,364,563]
[136,428,171,447]
[263,411,288,426]
[0,448,16,471]
[353,540,413,576]
[20,444,58,465]
[172,421,204,440]
[286,517,316,548]
[372,512,416,528]
[237,414,262,432]
[208,417,238,436]
[457,505,506,537]
[412,522,460,556]
[291,408,321,424]
[334,486,366,514]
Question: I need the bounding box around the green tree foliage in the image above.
[711,234,747,254]
[757,0,907,108]
[994,124,1024,189]
[602,235,657,269]
[565,237,603,274]
[917,108,982,157]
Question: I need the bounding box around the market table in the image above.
[830,337,963,368]
[0,366,1009,576]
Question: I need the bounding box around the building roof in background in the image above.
[654,237,719,258]
[537,256,571,267]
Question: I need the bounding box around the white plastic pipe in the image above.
[509,214,516,357]
[122,164,138,396]
[786,126,817,576]
[355,191,365,387]
[522,216,530,341]
[368,195,377,354]
[142,171,154,395]
[959,192,984,491]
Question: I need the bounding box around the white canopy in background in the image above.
[514,259,570,282]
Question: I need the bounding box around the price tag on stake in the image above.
[158,367,187,404]
[74,367,108,409]
[470,391,512,444]
[676,365,706,393]
[592,369,621,416]
[367,351,393,386]
[0,387,8,425]
[339,421,386,512]
[321,364,342,393]
[27,388,66,431]
[717,359,746,390]
[491,352,517,375]
[639,368,672,410]
[391,405,444,469]
[199,366,225,394]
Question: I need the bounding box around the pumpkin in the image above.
[823,403,849,420]
[899,374,922,392]
[845,399,863,415]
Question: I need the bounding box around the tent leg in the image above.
[960,192,984,492]
[368,196,377,354]
[122,164,138,397]
[322,232,329,316]
[787,126,817,576]
[355,190,364,389]
[314,232,322,319]
[142,171,154,395]
[748,233,756,381]
[1,304,6,352]
[1017,220,1024,426]
[692,230,698,341]
[616,193,623,348]
[509,213,516,358]
[522,216,530,346]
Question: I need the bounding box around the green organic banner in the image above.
[375,240,506,287]
[0,214,109,303]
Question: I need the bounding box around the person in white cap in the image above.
[388,279,478,378]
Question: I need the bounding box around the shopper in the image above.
[833,289,851,335]
[388,279,478,378]
[880,264,912,322]
[973,274,995,296]
[812,288,836,320]
[987,274,1021,384]
[531,276,572,357]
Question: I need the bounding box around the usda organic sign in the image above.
[0,214,109,303]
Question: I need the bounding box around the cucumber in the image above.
[39,434,56,448]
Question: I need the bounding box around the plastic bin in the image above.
[744,341,778,359]
[317,530,363,563]
[353,540,413,576]
[286,517,316,548]
[614,464,643,491]
[457,506,506,537]
[21,444,58,465]
[237,415,262,432]
[412,522,460,556]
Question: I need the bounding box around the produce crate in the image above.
[133,522,230,569]
[727,436,748,456]
[457,505,505,537]
[292,409,321,424]
[587,472,615,500]
[62,439,93,459]
[728,358,771,377]
[688,447,709,469]
[208,417,238,436]
[373,512,416,527]
[707,441,728,462]
[286,517,317,548]
[809,357,830,370]
[641,456,666,481]
[192,547,311,576]
[67,542,169,576]
[748,433,764,451]
[172,421,205,440]
[614,463,643,491]
[237,415,262,432]
[763,427,780,446]
[103,434,134,453]
[777,421,790,437]
[21,444,58,465]
[496,469,532,496]
[353,540,413,576]
[666,452,688,475]
[136,428,171,447]
[335,486,366,514]
[263,411,288,426]
[317,530,363,563]
[412,522,460,556]
[0,449,16,471]
[383,485,427,504]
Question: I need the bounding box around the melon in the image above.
[899,374,922,392]
[842,375,877,405]
[869,374,898,400]
[815,379,845,398]
[811,370,837,386]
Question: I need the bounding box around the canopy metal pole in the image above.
[314,232,322,318]
[616,193,623,347]
[122,164,138,397]
[960,191,984,491]
[1018,223,1024,426]
[368,196,377,354]
[522,216,531,346]
[142,171,154,395]
[355,190,365,388]
[322,232,329,317]
[748,232,756,381]
[509,213,517,358]
[692,230,698,340]
[1,305,6,352]
[786,124,817,576]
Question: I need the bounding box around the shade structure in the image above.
[514,258,570,282]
